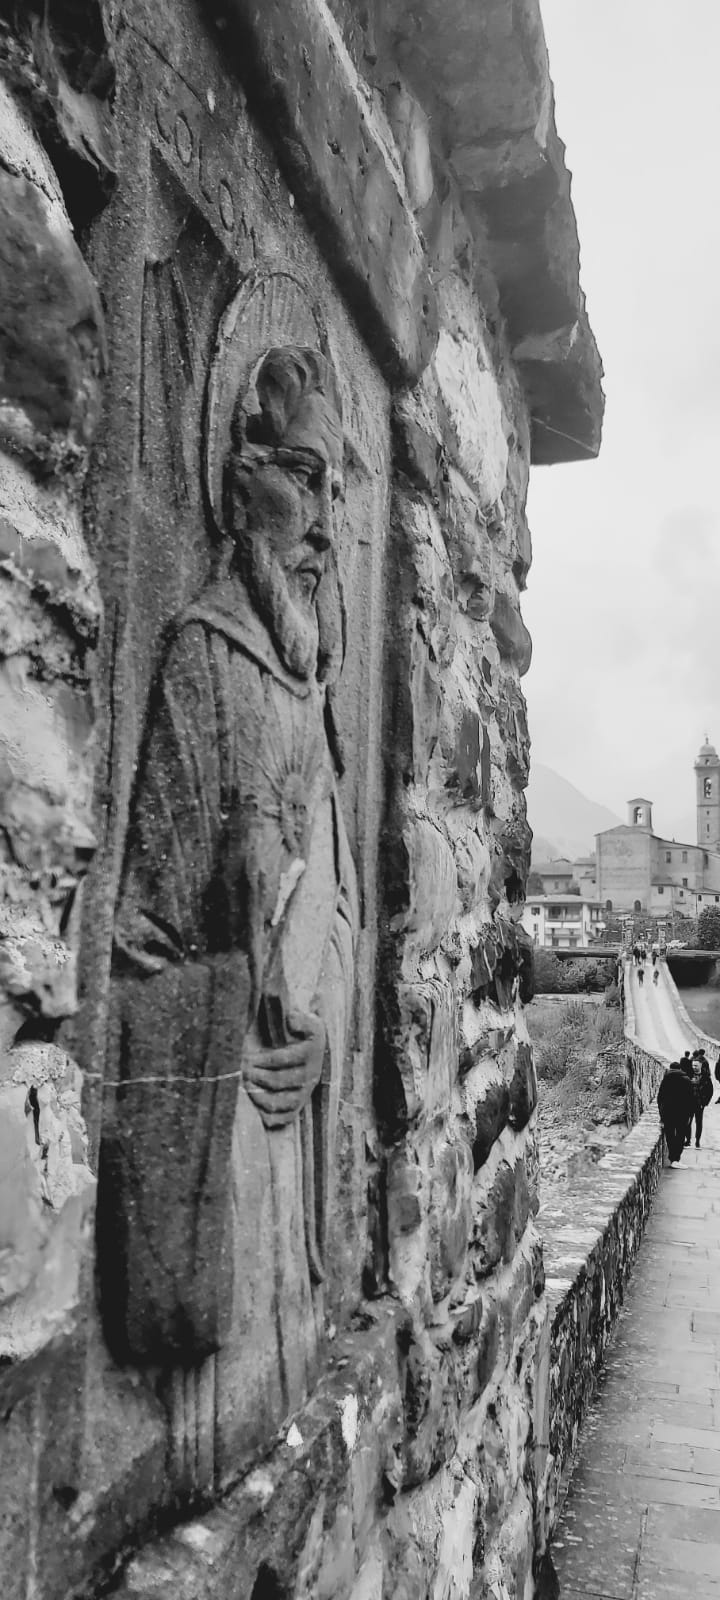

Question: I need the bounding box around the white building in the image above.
[521,895,607,950]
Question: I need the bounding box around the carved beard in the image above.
[238,533,319,681]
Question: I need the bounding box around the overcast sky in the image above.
[523,0,720,843]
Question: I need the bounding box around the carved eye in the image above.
[289,463,322,492]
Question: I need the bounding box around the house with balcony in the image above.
[521,895,607,950]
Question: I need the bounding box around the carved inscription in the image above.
[154,74,238,242]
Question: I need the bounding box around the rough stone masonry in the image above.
[0,3,603,1597]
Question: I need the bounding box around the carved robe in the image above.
[99,572,357,1467]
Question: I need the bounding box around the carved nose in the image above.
[309,478,335,551]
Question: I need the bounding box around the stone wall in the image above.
[0,4,602,1598]
[535,1108,663,1558]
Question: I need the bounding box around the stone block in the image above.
[392,390,443,493]
[472,1161,531,1277]
[0,164,105,465]
[454,829,490,915]
[468,1079,510,1171]
[0,455,102,648]
[396,1315,461,1487]
[409,632,442,787]
[427,1138,473,1302]
[384,82,434,213]
[489,588,532,675]
[0,655,96,869]
[508,1041,537,1131]
[397,815,458,954]
[434,327,508,514]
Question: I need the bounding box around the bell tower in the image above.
[695,737,720,850]
[627,797,653,831]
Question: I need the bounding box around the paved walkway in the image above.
[551,1102,720,1598]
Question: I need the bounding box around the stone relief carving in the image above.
[97,274,358,1484]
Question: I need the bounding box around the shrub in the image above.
[698,906,720,950]
[536,1026,578,1083]
[532,949,565,993]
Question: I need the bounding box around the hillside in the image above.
[528,763,622,861]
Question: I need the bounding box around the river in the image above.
[677,983,720,1043]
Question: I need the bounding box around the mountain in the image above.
[527,763,623,862]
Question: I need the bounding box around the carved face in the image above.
[242,442,343,623]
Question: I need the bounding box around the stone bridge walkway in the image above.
[550,975,720,1597]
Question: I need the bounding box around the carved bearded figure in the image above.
[98,345,357,1480]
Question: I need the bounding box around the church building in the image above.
[595,739,720,915]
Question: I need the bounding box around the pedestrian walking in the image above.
[714,1052,720,1104]
[657,1061,697,1165]
[680,1053,695,1142]
[652,966,659,986]
[693,1059,713,1148]
[638,963,645,986]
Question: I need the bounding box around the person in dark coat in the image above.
[657,1062,697,1164]
[680,1053,695,1142]
[693,1060,714,1148]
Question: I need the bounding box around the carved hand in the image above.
[243,1010,326,1129]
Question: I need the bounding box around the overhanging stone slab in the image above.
[383,0,604,461]
[515,313,604,465]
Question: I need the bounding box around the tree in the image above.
[526,871,544,895]
[697,905,720,950]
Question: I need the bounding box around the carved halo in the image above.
[204,272,326,538]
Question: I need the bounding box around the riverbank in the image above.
[527,995,629,1202]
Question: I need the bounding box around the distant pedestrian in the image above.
[693,1060,714,1148]
[653,966,659,986]
[714,1053,720,1104]
[638,964,645,986]
[657,1061,697,1165]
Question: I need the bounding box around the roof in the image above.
[525,895,604,907]
[533,860,574,875]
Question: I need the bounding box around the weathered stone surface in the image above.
[508,1040,537,1131]
[216,0,437,383]
[467,1078,511,1170]
[434,323,509,515]
[0,164,105,465]
[399,814,458,953]
[473,1159,531,1276]
[381,0,604,460]
[490,588,532,674]
[0,2,116,225]
[427,1138,473,1302]
[396,1314,461,1487]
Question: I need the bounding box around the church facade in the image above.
[596,740,720,916]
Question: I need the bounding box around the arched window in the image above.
[605,899,613,912]
[633,900,641,912]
